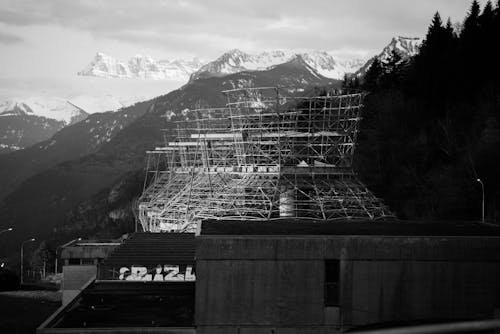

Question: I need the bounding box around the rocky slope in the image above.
[78,53,204,81]
[0,59,340,253]
[355,36,422,77]
[0,100,153,200]
[0,98,88,153]
[189,49,365,81]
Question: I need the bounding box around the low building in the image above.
[39,233,196,333]
[196,220,500,334]
[59,239,121,305]
[39,220,500,334]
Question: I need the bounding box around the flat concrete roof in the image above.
[199,220,500,237]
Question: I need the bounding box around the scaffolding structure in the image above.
[138,87,394,232]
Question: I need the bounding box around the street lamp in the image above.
[55,237,81,274]
[0,227,13,235]
[20,238,35,285]
[477,178,485,223]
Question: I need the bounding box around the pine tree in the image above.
[480,0,495,29]
[425,12,444,48]
[461,1,481,40]
[420,12,450,59]
[429,12,443,33]
[363,58,383,90]
[479,1,495,77]
[384,50,402,76]
[493,0,500,80]
[445,18,455,38]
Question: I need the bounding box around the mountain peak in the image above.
[78,54,204,81]
[0,100,34,117]
[225,48,245,56]
[189,49,363,82]
[384,36,421,58]
[0,97,88,124]
[355,36,422,77]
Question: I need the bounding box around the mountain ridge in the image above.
[0,100,153,199]
[355,36,421,77]
[0,98,89,153]
[0,58,340,255]
[78,36,420,84]
[189,49,365,82]
[78,52,204,81]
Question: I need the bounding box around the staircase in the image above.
[98,232,196,280]
[47,281,195,329]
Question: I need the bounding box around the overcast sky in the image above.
[0,0,478,78]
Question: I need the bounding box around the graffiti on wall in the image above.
[118,265,195,281]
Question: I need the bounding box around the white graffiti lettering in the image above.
[118,265,196,281]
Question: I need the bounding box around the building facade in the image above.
[196,221,500,334]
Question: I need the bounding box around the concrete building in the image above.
[59,239,120,305]
[196,220,500,334]
[38,220,500,333]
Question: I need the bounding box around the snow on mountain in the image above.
[79,50,366,83]
[77,37,421,84]
[378,36,421,62]
[299,51,366,79]
[355,36,422,77]
[78,53,204,81]
[191,49,291,80]
[0,97,89,153]
[190,49,365,81]
[0,97,88,124]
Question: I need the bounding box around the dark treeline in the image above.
[347,1,500,222]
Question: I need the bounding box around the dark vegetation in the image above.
[347,1,500,221]
[2,2,498,269]
[0,267,19,291]
[0,59,337,265]
[0,115,65,154]
[0,292,60,333]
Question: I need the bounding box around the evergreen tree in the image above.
[363,58,383,90]
[479,1,495,77]
[356,2,500,222]
[429,11,443,35]
[445,18,455,39]
[480,0,495,30]
[381,50,404,88]
[461,1,481,41]
[494,0,500,80]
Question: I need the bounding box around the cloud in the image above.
[0,0,474,58]
[0,31,23,44]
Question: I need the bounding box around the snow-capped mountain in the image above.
[0,75,185,153]
[299,51,366,79]
[190,49,365,81]
[190,49,291,81]
[0,97,87,124]
[77,36,421,84]
[0,97,88,153]
[78,53,204,81]
[379,36,421,61]
[355,36,422,76]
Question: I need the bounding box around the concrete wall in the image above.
[61,244,117,260]
[39,327,195,334]
[196,236,500,334]
[62,265,96,305]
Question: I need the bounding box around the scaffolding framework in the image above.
[138,87,394,232]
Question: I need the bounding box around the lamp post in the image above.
[477,178,485,223]
[55,237,81,274]
[0,228,13,261]
[20,238,35,285]
[0,227,13,235]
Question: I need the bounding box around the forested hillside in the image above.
[350,1,500,222]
